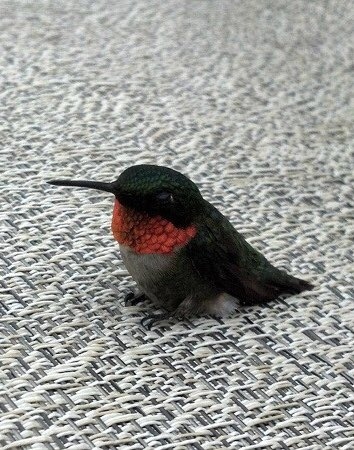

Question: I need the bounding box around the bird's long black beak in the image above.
[47,179,115,194]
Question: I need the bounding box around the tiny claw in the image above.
[124,292,135,306]
[141,316,155,330]
[140,313,169,330]
[124,292,147,307]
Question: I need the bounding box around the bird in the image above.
[48,164,313,328]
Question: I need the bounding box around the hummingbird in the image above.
[48,164,313,328]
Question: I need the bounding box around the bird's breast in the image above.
[111,200,196,254]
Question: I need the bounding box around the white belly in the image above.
[119,244,238,316]
[119,244,175,294]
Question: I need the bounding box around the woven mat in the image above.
[1,1,354,449]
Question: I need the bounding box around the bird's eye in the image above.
[156,191,174,203]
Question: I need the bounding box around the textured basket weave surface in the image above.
[1,1,354,449]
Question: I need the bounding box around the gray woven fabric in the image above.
[1,1,354,449]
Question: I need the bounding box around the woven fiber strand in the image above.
[1,0,354,449]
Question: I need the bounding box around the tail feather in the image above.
[274,271,314,294]
[238,270,314,307]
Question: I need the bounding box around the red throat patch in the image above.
[111,200,197,254]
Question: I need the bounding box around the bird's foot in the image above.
[124,292,147,307]
[141,313,170,330]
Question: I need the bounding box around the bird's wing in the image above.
[187,204,311,305]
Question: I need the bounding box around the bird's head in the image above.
[48,164,204,228]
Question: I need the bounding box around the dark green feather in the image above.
[187,201,313,305]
